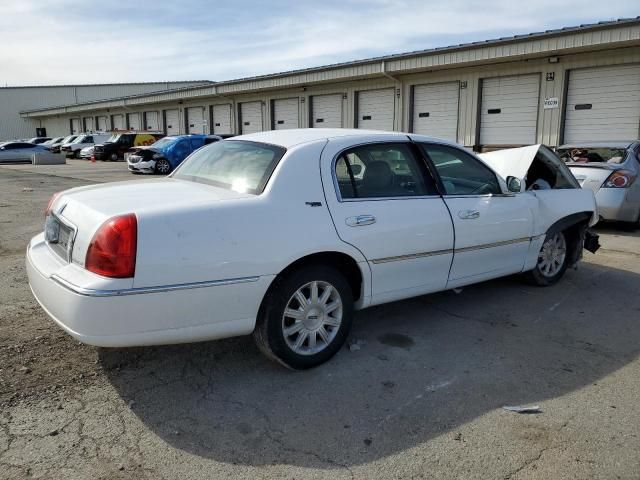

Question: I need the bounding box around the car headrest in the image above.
[362,161,394,191]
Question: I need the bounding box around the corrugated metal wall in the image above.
[36,46,640,147]
[0,82,207,140]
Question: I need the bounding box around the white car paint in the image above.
[27,129,597,350]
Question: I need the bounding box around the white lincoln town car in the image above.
[27,129,599,369]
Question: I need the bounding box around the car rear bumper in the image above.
[26,234,272,347]
[595,188,639,222]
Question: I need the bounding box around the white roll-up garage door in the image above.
[480,74,540,146]
[83,117,94,132]
[96,116,108,131]
[187,107,206,134]
[311,94,343,128]
[356,88,395,131]
[70,118,81,134]
[240,102,263,134]
[164,109,180,135]
[212,104,232,135]
[412,82,459,142]
[563,64,640,143]
[111,114,124,130]
[127,113,141,131]
[144,111,159,131]
[272,98,299,130]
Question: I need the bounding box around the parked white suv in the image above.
[60,133,111,158]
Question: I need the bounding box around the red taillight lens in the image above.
[85,214,137,278]
[602,170,636,188]
[45,192,61,217]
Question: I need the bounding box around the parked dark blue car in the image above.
[127,134,222,174]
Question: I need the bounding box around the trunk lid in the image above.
[567,164,618,193]
[49,178,252,265]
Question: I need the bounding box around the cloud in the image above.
[0,0,637,85]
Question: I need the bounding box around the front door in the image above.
[321,137,454,305]
[418,142,535,286]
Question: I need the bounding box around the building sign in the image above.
[544,97,559,109]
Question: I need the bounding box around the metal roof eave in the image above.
[20,17,640,118]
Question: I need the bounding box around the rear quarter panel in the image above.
[133,140,368,290]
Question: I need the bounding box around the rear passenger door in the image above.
[321,138,454,305]
[418,142,535,286]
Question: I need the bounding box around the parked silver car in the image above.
[557,142,640,225]
[48,135,77,154]
[0,141,49,164]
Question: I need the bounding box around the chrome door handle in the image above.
[458,209,480,220]
[346,215,376,227]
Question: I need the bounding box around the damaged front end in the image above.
[127,147,160,174]
[480,145,600,263]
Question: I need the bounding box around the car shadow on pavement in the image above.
[100,261,640,469]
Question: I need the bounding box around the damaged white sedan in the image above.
[27,130,599,369]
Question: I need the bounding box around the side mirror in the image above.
[506,176,524,193]
[350,164,363,176]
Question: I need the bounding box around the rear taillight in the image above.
[45,192,61,217]
[85,214,137,278]
[602,170,636,188]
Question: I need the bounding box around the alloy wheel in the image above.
[537,233,567,277]
[281,281,343,356]
[156,159,171,174]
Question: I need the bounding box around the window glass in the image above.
[335,143,435,199]
[557,147,627,164]
[421,144,501,195]
[173,140,285,195]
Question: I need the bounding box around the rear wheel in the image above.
[253,265,354,369]
[525,231,569,286]
[110,153,118,162]
[155,158,172,175]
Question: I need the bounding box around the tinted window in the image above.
[335,143,435,199]
[421,144,501,195]
[557,147,627,165]
[173,140,285,195]
[4,143,32,150]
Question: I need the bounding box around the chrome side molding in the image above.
[51,274,260,297]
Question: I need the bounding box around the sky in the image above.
[0,0,638,86]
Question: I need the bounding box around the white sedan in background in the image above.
[27,129,599,369]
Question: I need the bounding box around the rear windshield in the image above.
[172,140,286,195]
[557,147,627,164]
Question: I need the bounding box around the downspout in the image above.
[381,61,402,131]
[381,61,400,82]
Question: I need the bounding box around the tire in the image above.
[253,265,354,369]
[154,158,172,175]
[110,153,118,162]
[524,231,569,286]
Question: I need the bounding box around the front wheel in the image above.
[253,265,354,369]
[154,158,172,175]
[525,231,569,286]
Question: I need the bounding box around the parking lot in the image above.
[1,160,639,480]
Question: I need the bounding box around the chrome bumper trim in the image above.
[50,274,260,297]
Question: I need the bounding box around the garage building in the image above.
[11,17,640,151]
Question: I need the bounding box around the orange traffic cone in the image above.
[91,155,96,163]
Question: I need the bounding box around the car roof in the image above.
[232,128,459,148]
[558,141,636,149]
